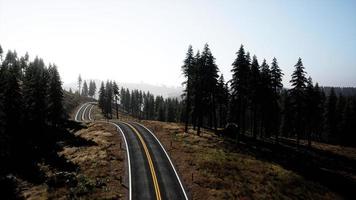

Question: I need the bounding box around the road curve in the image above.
[129,122,188,200]
[74,103,189,200]
[74,102,96,122]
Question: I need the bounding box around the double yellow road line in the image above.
[122,122,162,200]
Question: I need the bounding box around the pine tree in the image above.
[23,57,49,128]
[1,51,23,143]
[342,97,356,145]
[82,80,89,97]
[47,64,64,126]
[270,57,283,142]
[105,81,113,118]
[270,58,283,94]
[230,45,250,140]
[166,98,176,122]
[0,64,6,157]
[192,51,203,134]
[182,45,195,133]
[259,59,273,137]
[249,55,261,138]
[216,74,229,128]
[98,82,106,113]
[313,83,325,141]
[125,88,130,112]
[155,96,166,121]
[0,49,73,182]
[0,44,3,61]
[200,44,219,130]
[290,58,308,145]
[78,74,82,95]
[281,89,294,138]
[113,81,119,119]
[305,77,315,146]
[88,80,97,98]
[325,88,337,143]
[336,93,346,143]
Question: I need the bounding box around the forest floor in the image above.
[14,104,355,199]
[15,122,126,200]
[140,120,355,200]
[90,106,355,199]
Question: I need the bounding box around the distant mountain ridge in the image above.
[63,80,183,99]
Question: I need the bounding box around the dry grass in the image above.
[307,141,356,161]
[18,122,127,200]
[141,120,343,200]
[91,105,138,122]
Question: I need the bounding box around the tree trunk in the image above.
[184,89,190,133]
[212,94,217,131]
[116,96,119,119]
[197,115,202,136]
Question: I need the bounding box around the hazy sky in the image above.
[1,0,355,87]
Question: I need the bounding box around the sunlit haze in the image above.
[1,0,355,87]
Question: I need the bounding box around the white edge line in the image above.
[108,122,132,200]
[74,103,88,122]
[134,122,189,200]
[88,104,94,121]
[81,103,91,121]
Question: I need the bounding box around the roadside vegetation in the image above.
[93,43,356,199]
[2,40,356,199]
[18,122,126,199]
[0,45,125,199]
[141,120,348,200]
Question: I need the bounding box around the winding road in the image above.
[75,102,188,200]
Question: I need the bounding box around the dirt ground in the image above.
[17,122,127,200]
[140,120,344,200]
[19,103,349,199]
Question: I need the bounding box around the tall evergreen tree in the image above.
[230,45,250,140]
[88,80,97,98]
[98,82,106,113]
[192,51,203,135]
[336,93,347,142]
[82,80,89,97]
[270,57,283,142]
[113,81,119,119]
[1,51,23,142]
[0,44,3,61]
[305,77,315,146]
[249,55,261,138]
[281,89,293,138]
[181,45,195,133]
[0,48,70,183]
[78,74,82,95]
[47,64,64,126]
[259,59,273,137]
[23,57,49,127]
[216,74,229,128]
[105,81,113,118]
[325,88,337,142]
[313,83,325,141]
[290,58,308,145]
[200,44,219,130]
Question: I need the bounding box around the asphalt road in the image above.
[127,122,188,200]
[75,102,95,121]
[75,103,188,200]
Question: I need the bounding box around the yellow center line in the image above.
[123,122,162,200]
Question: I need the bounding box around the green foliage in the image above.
[181,44,223,135]
[0,45,67,186]
[88,80,96,98]
[81,80,89,97]
[179,44,355,146]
